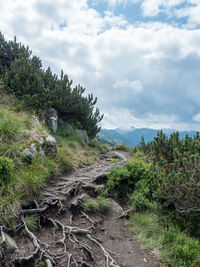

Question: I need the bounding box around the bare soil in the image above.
[4,150,162,267]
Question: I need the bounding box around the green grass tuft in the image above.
[128,212,200,267]
[84,196,110,213]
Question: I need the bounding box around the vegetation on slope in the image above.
[0,32,103,138]
[106,133,200,266]
[0,90,107,229]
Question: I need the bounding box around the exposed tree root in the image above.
[0,226,6,258]
[13,216,56,266]
[81,211,96,229]
[56,181,82,196]
[48,217,120,267]
[87,234,120,267]
[21,198,62,215]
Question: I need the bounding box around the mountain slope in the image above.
[99,128,197,147]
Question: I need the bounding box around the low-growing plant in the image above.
[128,212,200,267]
[57,149,72,173]
[0,156,14,186]
[84,196,110,213]
[107,159,153,200]
[0,111,23,143]
[25,215,38,231]
[114,144,129,152]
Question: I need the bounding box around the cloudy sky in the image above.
[1,0,200,130]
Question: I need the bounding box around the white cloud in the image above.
[1,1,200,130]
[193,112,200,123]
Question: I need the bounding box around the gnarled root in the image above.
[13,216,56,266]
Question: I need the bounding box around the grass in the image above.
[25,215,38,231]
[128,212,200,267]
[84,196,111,213]
[0,92,106,227]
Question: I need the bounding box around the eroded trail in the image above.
[4,150,162,267]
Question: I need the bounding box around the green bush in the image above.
[114,144,129,151]
[107,159,153,200]
[0,156,14,186]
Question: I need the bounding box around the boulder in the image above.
[32,115,40,127]
[58,119,73,131]
[46,108,58,133]
[75,129,89,145]
[44,135,57,157]
[22,143,37,162]
[4,233,19,253]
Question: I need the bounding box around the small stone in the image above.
[4,233,18,253]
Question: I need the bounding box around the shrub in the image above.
[0,156,14,186]
[114,144,129,151]
[107,159,153,200]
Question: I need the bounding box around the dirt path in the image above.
[5,150,162,267]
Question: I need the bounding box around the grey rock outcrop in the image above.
[58,119,73,131]
[75,129,89,145]
[4,233,19,253]
[22,144,37,162]
[43,135,57,157]
[32,115,40,127]
[46,108,58,133]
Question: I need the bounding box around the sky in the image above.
[1,0,200,131]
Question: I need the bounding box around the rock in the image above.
[32,115,40,127]
[4,233,19,253]
[82,183,105,197]
[92,160,127,184]
[110,200,123,215]
[113,151,127,161]
[75,129,89,145]
[69,194,85,215]
[44,135,57,157]
[58,119,73,131]
[22,143,37,162]
[39,137,45,157]
[46,108,58,133]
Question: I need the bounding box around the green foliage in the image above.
[139,130,200,217]
[107,159,153,200]
[0,156,14,186]
[84,196,110,213]
[114,144,129,151]
[128,212,200,267]
[0,32,103,138]
[0,110,23,143]
[57,149,72,173]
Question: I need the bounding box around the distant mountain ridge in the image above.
[98,128,197,147]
